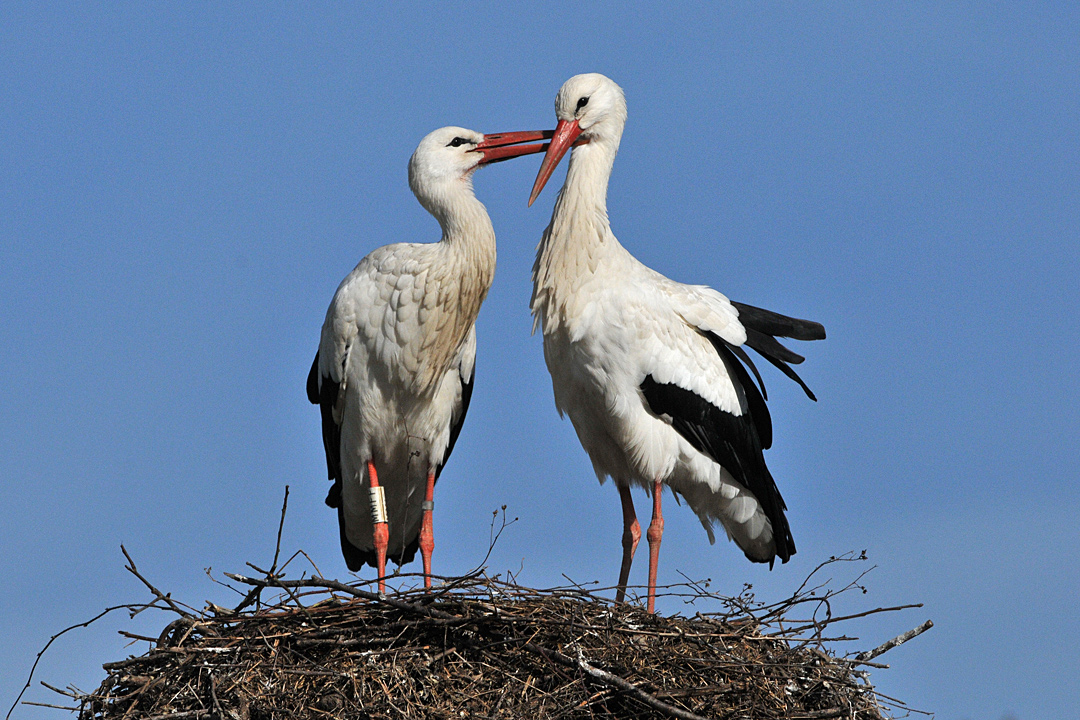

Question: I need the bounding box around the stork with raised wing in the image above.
[308,126,548,591]
[527,74,826,612]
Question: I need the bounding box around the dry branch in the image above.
[855,619,935,664]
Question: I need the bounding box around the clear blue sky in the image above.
[2,4,1077,719]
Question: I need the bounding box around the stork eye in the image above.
[447,137,471,148]
[576,96,590,111]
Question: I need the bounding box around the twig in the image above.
[122,545,195,619]
[6,603,150,720]
[230,486,291,615]
[855,619,934,663]
[776,603,925,636]
[461,505,518,578]
[270,485,290,573]
[19,702,79,711]
[570,647,712,720]
[208,674,225,719]
[225,573,472,622]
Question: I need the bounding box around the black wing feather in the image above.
[744,329,818,401]
[731,301,826,341]
[309,351,373,571]
[640,348,795,563]
[733,302,824,402]
[709,335,773,449]
[336,501,374,571]
[743,327,805,365]
[436,362,474,481]
[726,341,769,402]
[307,352,342,483]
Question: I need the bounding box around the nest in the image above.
[18,505,930,720]
[29,556,930,720]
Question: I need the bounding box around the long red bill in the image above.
[528,118,582,206]
[474,130,553,165]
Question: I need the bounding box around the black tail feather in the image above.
[727,342,769,401]
[743,327,805,365]
[732,301,826,341]
[744,329,818,402]
[733,302,824,402]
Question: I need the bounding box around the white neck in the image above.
[531,136,623,331]
[423,177,497,272]
[409,176,497,391]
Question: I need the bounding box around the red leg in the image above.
[615,483,640,604]
[367,460,389,594]
[419,470,436,589]
[646,480,664,613]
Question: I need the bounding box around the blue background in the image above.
[2,4,1077,719]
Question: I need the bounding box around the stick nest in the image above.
[61,552,921,720]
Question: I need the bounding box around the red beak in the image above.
[528,118,583,206]
[473,130,553,165]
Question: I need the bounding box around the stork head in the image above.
[555,73,627,140]
[529,73,627,205]
[408,127,488,193]
[409,126,551,213]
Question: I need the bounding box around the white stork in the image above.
[527,74,826,612]
[308,126,548,591]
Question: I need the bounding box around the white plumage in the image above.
[528,74,826,610]
[308,126,546,588]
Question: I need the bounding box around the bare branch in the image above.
[121,545,196,619]
[6,602,151,720]
[855,619,935,663]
